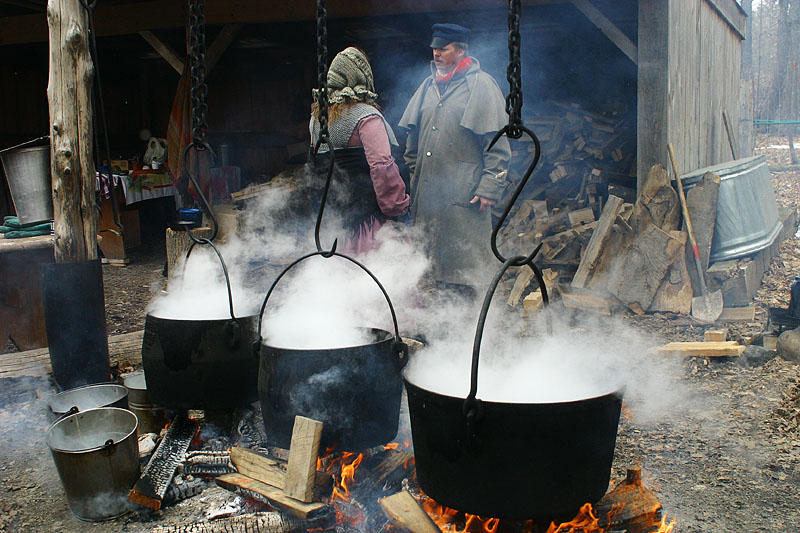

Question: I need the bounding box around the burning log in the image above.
[182,450,236,476]
[380,491,441,533]
[162,475,207,506]
[150,511,304,533]
[129,413,197,510]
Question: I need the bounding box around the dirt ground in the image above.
[2,135,800,531]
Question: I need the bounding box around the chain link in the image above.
[316,0,330,145]
[505,0,523,139]
[189,0,209,147]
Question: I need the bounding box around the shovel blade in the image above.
[691,290,724,322]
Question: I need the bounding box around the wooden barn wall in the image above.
[668,0,742,174]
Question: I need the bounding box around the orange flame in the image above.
[546,503,601,532]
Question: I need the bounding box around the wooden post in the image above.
[284,416,323,503]
[47,0,98,262]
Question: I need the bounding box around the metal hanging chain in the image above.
[80,0,124,235]
[182,0,219,243]
[312,0,337,256]
[505,0,524,139]
[188,0,209,147]
[189,0,209,147]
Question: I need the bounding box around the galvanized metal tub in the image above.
[47,383,128,421]
[46,407,140,521]
[0,144,52,224]
[122,372,165,435]
[679,155,781,262]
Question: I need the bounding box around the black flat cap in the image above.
[430,23,470,48]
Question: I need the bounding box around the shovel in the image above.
[668,143,724,322]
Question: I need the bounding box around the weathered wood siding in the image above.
[639,0,743,187]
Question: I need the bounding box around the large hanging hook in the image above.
[311,0,338,258]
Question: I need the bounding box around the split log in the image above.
[507,267,535,307]
[594,223,681,314]
[351,449,415,501]
[216,473,328,520]
[571,195,624,288]
[561,288,620,315]
[648,230,692,314]
[380,491,441,533]
[284,416,323,502]
[653,341,745,357]
[684,171,721,293]
[630,164,680,232]
[523,291,544,311]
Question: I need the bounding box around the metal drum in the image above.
[46,407,140,521]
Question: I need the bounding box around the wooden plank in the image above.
[380,491,441,533]
[571,195,624,288]
[230,446,333,499]
[216,473,327,520]
[654,341,745,357]
[704,0,747,39]
[138,30,184,74]
[0,234,53,252]
[718,306,756,322]
[561,289,615,315]
[568,206,595,227]
[230,447,286,489]
[284,416,323,503]
[684,172,720,293]
[570,0,638,64]
[704,329,728,342]
[0,330,143,379]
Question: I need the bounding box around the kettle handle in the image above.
[463,254,549,426]
[180,239,238,322]
[255,250,405,349]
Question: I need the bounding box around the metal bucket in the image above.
[46,407,140,521]
[0,144,52,224]
[122,371,166,435]
[47,383,128,421]
[678,155,782,262]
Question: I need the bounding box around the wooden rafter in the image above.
[139,30,184,74]
[570,0,637,65]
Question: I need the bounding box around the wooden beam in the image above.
[570,0,637,65]
[0,330,143,379]
[284,416,323,503]
[653,341,745,357]
[0,0,571,46]
[636,0,669,192]
[138,30,184,74]
[206,23,243,72]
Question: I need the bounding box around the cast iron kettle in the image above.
[255,250,408,451]
[142,241,259,410]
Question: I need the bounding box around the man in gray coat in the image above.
[399,23,511,296]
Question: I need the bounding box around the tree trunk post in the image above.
[47,0,98,262]
[43,0,111,389]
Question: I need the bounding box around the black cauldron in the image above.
[256,251,407,450]
[404,258,623,520]
[141,239,259,410]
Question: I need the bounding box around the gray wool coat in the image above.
[399,58,511,287]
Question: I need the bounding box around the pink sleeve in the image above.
[350,115,410,217]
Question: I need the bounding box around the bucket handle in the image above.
[50,405,80,427]
[254,250,408,366]
[462,252,549,439]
